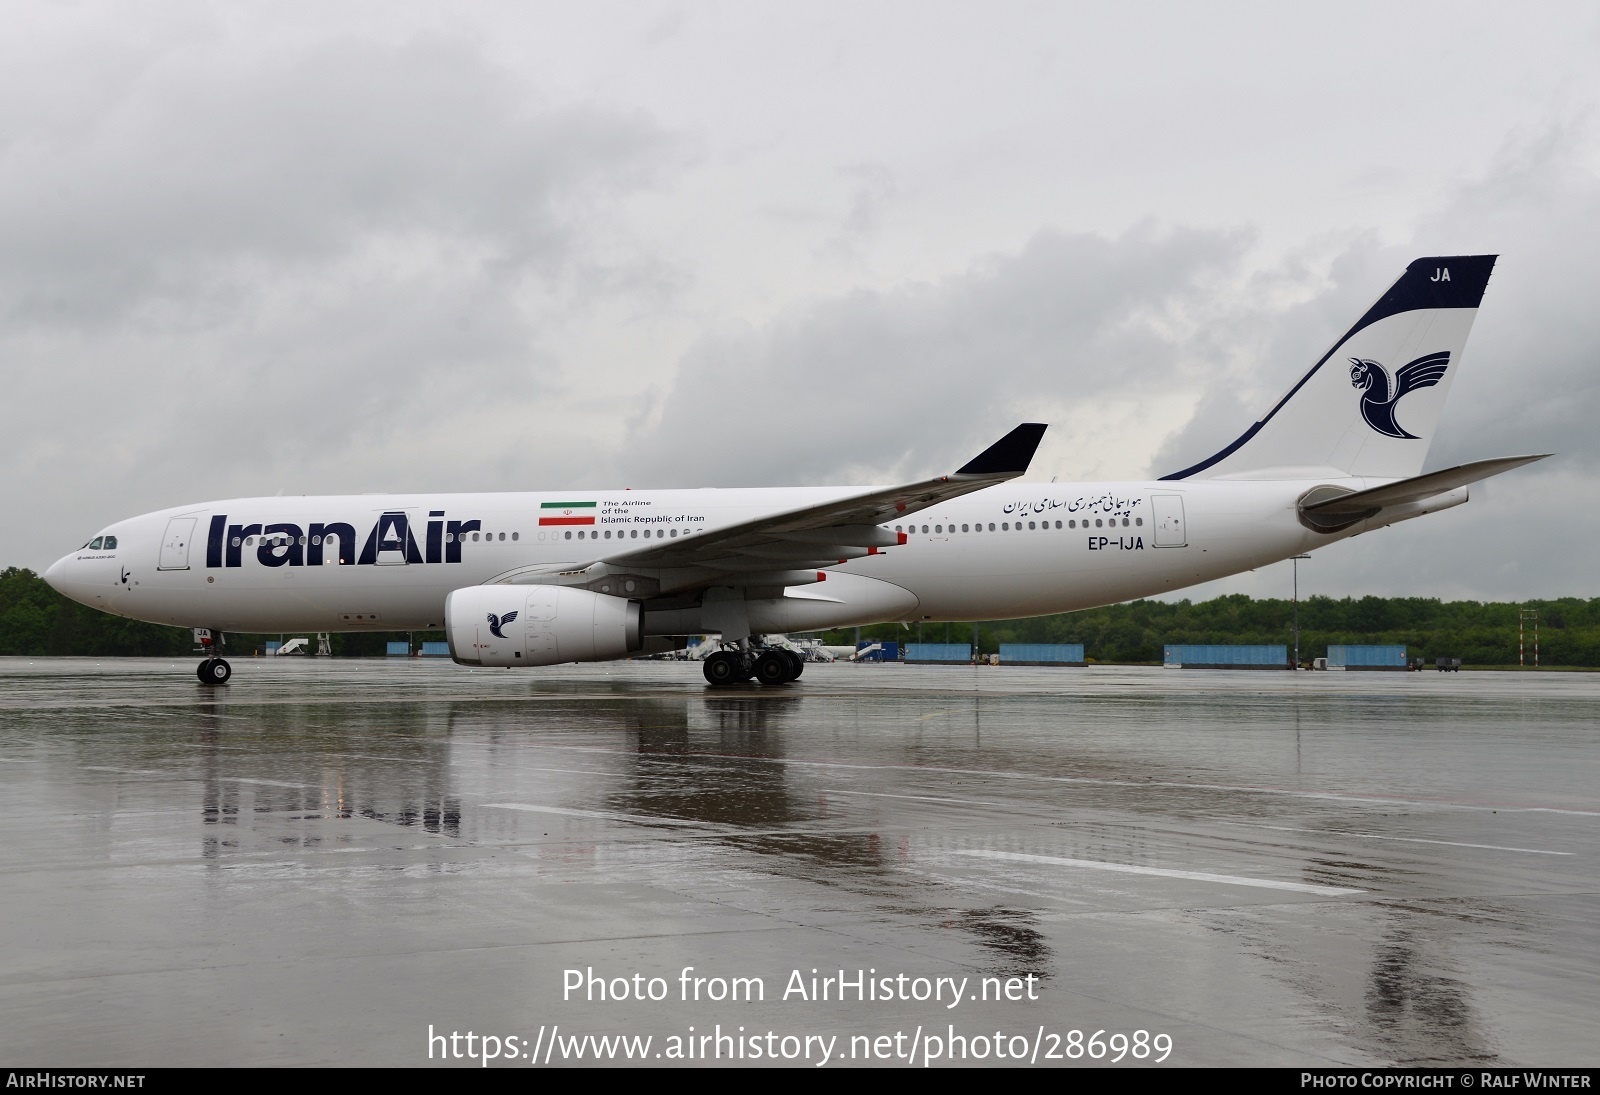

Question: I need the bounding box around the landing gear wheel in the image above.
[703,651,743,686]
[783,651,804,681]
[754,652,792,686]
[198,658,232,685]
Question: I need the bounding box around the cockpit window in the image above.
[102,536,118,549]
[88,537,103,550]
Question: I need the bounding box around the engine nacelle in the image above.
[445,585,642,667]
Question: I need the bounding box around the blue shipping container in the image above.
[1163,644,1287,669]
[904,643,971,663]
[264,641,281,656]
[386,641,410,657]
[1327,644,1406,669]
[420,641,451,658]
[999,643,1086,665]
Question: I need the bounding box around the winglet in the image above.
[956,423,1048,476]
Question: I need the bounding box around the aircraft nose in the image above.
[44,555,69,592]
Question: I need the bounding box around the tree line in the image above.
[3,565,1596,666]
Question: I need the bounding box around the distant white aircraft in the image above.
[46,255,1545,686]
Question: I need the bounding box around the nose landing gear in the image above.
[197,658,232,685]
[193,628,232,685]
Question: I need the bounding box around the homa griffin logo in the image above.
[1349,351,1450,439]
[203,511,485,568]
[486,611,518,638]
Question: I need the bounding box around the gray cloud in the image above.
[624,224,1251,486]
[0,28,687,562]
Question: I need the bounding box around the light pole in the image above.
[1291,554,1311,669]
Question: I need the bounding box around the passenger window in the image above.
[512,532,519,541]
[565,531,572,540]
[604,530,611,539]
[631,530,638,538]
[1136,517,1143,526]
[1054,521,1061,529]
[231,536,240,547]
[895,525,902,532]
[961,524,968,532]
[1028,521,1035,530]
[246,536,255,546]
[934,525,942,533]
[499,532,505,541]
[1095,519,1103,527]
[670,529,678,537]
[578,531,585,539]
[472,532,480,541]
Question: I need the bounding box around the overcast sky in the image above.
[3,1,1597,603]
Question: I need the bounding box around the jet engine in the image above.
[445,584,642,667]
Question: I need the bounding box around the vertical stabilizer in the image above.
[1163,256,1496,480]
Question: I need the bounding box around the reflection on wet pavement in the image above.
[1,658,1596,1066]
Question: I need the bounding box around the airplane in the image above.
[44,254,1547,687]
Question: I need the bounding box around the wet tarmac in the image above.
[1,657,1597,1067]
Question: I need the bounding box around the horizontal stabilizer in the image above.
[956,423,1048,476]
[1303,454,1551,517]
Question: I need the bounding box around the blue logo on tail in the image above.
[1349,352,1450,439]
[487,611,518,638]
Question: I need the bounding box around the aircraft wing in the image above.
[1302,454,1550,517]
[516,424,1046,587]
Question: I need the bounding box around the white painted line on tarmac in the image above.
[953,849,1365,896]
[482,803,719,827]
[1243,823,1572,856]
[821,789,1003,808]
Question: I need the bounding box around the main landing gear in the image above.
[702,646,804,687]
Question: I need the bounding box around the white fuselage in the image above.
[44,476,1445,637]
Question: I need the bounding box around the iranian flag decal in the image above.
[539,501,597,526]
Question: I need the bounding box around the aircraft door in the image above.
[1150,494,1187,547]
[158,517,197,570]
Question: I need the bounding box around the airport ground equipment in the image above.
[851,642,899,662]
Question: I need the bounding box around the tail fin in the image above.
[1163,256,1497,480]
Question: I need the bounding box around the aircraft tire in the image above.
[198,659,232,685]
[754,652,791,686]
[703,652,742,686]
[784,651,804,681]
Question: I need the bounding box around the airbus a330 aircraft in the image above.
[46,255,1545,686]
